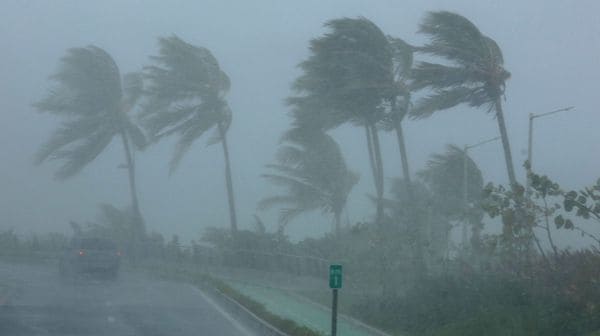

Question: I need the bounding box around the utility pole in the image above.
[462,137,500,245]
[526,106,574,197]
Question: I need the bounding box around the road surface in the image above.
[0,261,257,336]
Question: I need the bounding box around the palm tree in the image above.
[288,17,394,227]
[35,46,146,237]
[411,11,516,188]
[419,144,484,217]
[141,36,238,232]
[418,144,485,246]
[259,128,359,236]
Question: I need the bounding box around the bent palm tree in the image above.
[411,11,516,188]
[419,144,484,217]
[260,128,358,236]
[288,18,394,227]
[419,144,485,246]
[35,46,146,236]
[141,36,238,232]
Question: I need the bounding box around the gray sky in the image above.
[1,0,599,246]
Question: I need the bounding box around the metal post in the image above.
[526,113,534,197]
[331,289,338,336]
[461,136,500,246]
[526,106,573,198]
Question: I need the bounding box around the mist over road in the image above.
[0,261,256,336]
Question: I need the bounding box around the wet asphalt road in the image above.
[0,261,256,336]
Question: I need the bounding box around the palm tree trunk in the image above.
[218,122,238,233]
[494,98,517,188]
[119,131,144,234]
[370,125,385,227]
[365,124,379,193]
[394,119,411,183]
[391,97,411,183]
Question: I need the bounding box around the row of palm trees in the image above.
[278,12,515,235]
[34,11,516,247]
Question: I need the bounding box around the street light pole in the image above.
[462,136,500,245]
[526,106,574,196]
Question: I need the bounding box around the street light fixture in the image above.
[462,136,500,245]
[526,106,574,196]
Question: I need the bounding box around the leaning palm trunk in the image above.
[365,123,385,227]
[119,130,144,263]
[394,121,427,276]
[371,124,385,227]
[119,130,144,234]
[394,120,411,183]
[494,98,517,188]
[218,122,238,233]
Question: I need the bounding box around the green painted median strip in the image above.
[227,281,374,336]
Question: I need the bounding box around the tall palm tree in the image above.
[34,46,146,236]
[259,128,358,236]
[410,11,516,188]
[141,36,238,232]
[288,17,394,227]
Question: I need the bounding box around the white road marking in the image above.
[187,284,256,336]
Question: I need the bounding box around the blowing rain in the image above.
[1,1,599,335]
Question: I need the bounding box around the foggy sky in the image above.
[1,0,599,247]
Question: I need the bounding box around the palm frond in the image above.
[410,87,475,119]
[289,17,394,127]
[257,195,298,210]
[34,115,112,165]
[418,11,485,66]
[411,62,479,91]
[35,46,122,117]
[52,127,115,180]
[169,109,222,172]
[122,72,144,108]
[418,144,484,204]
[143,35,232,168]
[388,36,414,79]
[260,127,358,228]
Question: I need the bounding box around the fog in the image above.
[1,0,599,247]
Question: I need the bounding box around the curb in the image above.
[201,285,290,336]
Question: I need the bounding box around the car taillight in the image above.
[78,249,85,256]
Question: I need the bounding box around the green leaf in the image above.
[554,215,564,229]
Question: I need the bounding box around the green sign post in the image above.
[329,264,342,336]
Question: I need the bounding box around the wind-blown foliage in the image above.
[260,128,358,235]
[142,35,239,232]
[288,17,393,128]
[288,17,393,227]
[142,36,231,169]
[411,11,517,187]
[35,46,145,179]
[419,144,484,218]
[34,46,146,239]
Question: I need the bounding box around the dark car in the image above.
[59,237,121,279]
